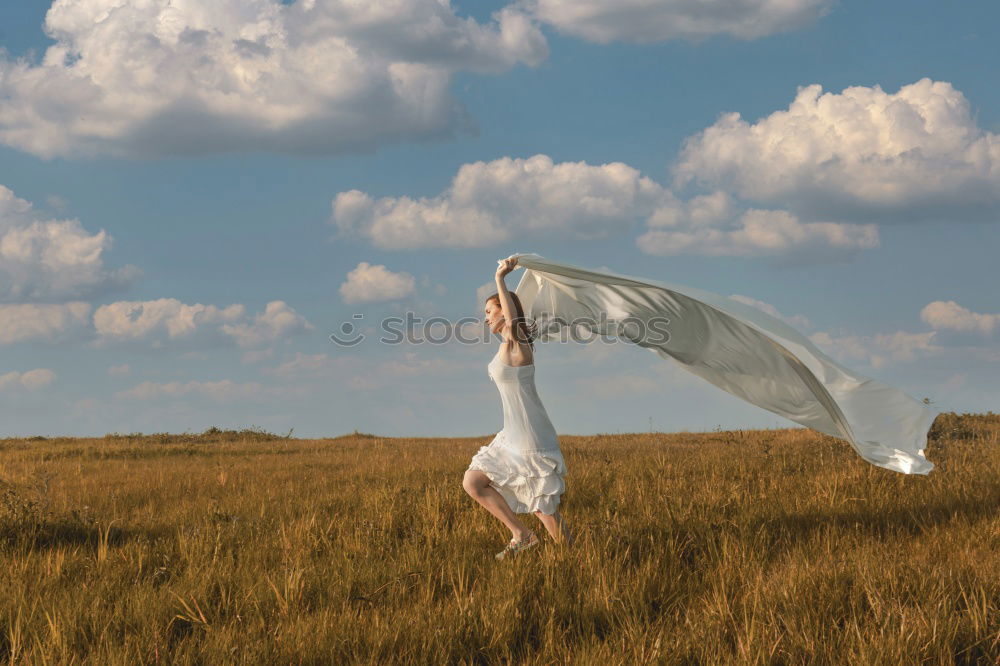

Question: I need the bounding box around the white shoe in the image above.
[495,531,539,560]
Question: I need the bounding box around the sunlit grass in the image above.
[1,413,998,663]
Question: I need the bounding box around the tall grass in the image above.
[0,414,998,663]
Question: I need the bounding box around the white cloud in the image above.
[335,153,882,261]
[727,294,811,330]
[807,299,1000,372]
[240,348,275,364]
[265,350,464,388]
[339,261,416,304]
[0,185,139,302]
[809,329,941,370]
[0,368,56,392]
[675,79,1000,221]
[0,0,546,158]
[0,302,91,344]
[114,378,303,402]
[645,190,733,228]
[808,331,869,362]
[262,350,469,390]
[637,207,877,258]
[93,298,312,348]
[526,0,832,44]
[219,300,314,348]
[263,352,352,380]
[872,330,942,364]
[107,363,130,377]
[333,154,665,249]
[419,274,447,298]
[920,300,998,336]
[93,298,245,343]
[0,185,34,220]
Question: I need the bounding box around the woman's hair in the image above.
[486,291,538,349]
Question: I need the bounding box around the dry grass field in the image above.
[1,412,999,664]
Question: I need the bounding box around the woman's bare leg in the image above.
[533,509,572,545]
[463,470,532,541]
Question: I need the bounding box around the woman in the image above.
[463,255,572,560]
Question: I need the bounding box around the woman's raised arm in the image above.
[494,257,519,342]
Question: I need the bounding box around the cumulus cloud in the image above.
[674,79,1000,222]
[0,185,139,302]
[0,186,34,220]
[219,300,314,348]
[334,80,998,259]
[332,154,665,249]
[93,298,311,348]
[262,350,468,391]
[339,261,416,304]
[0,0,547,158]
[920,300,998,336]
[804,299,1000,371]
[637,206,877,259]
[114,378,303,402]
[809,330,941,370]
[111,368,388,403]
[240,348,275,365]
[263,352,351,380]
[93,298,245,344]
[0,302,91,344]
[525,0,832,44]
[335,154,880,260]
[0,368,56,392]
[107,363,131,377]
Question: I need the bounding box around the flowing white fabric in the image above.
[467,349,567,515]
[493,252,939,475]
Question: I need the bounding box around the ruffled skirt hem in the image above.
[466,431,567,515]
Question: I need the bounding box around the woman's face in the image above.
[484,299,505,334]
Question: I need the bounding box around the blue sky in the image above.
[0,0,997,437]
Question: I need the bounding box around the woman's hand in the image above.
[496,256,518,280]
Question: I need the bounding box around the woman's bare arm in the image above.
[495,257,519,342]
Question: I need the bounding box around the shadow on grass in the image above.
[753,487,1000,546]
[613,485,1000,571]
[0,518,175,552]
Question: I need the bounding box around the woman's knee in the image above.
[462,470,487,494]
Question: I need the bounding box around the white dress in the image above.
[467,348,568,515]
